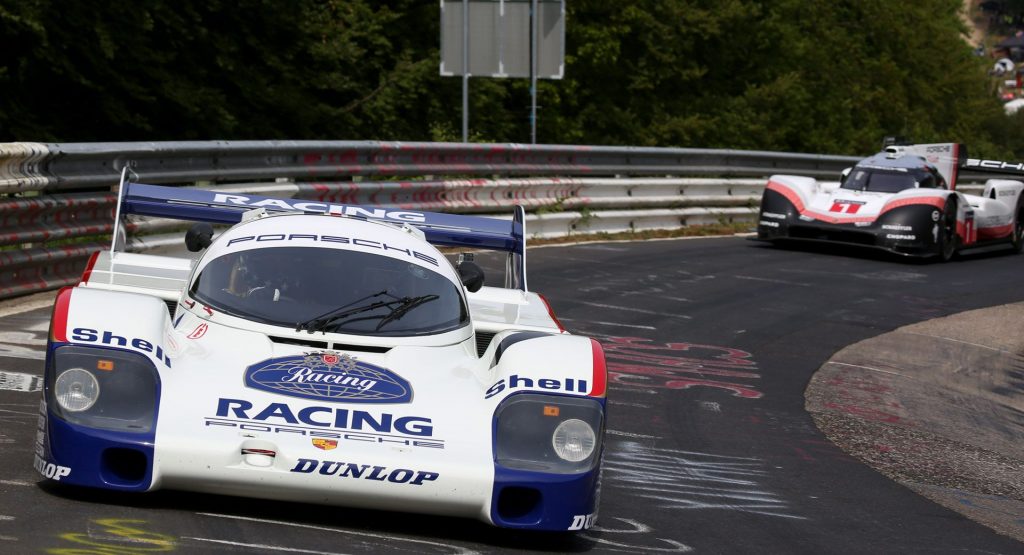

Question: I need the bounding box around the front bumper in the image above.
[35,400,155,491]
[756,189,942,257]
[37,402,602,531]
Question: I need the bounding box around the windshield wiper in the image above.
[296,293,439,334]
[374,294,438,331]
[296,290,395,332]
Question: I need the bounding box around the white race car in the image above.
[756,142,1024,260]
[36,179,607,532]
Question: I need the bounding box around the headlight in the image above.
[46,346,159,432]
[55,368,100,412]
[494,393,604,474]
[552,418,596,462]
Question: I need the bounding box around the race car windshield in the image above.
[189,246,468,336]
[841,169,918,193]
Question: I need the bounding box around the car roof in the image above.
[853,152,937,177]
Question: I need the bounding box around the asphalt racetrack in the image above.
[1,236,1023,553]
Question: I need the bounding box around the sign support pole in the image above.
[530,0,538,144]
[462,0,469,143]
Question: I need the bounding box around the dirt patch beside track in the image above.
[807,303,1024,542]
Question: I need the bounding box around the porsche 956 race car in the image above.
[756,142,1024,260]
[35,178,606,532]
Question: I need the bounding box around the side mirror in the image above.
[185,223,214,252]
[457,261,485,293]
[840,167,852,185]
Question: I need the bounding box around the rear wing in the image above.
[964,156,1024,179]
[885,142,1024,187]
[110,177,529,290]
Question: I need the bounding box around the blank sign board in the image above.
[440,0,564,79]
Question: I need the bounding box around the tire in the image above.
[937,197,958,262]
[1011,195,1024,254]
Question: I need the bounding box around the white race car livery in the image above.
[37,182,607,532]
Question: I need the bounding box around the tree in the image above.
[1,0,1021,160]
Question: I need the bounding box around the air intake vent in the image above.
[165,300,177,318]
[476,331,496,357]
[270,336,330,350]
[269,336,391,353]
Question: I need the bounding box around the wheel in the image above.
[937,197,958,262]
[1011,195,1024,254]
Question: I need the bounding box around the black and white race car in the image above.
[755,143,1024,260]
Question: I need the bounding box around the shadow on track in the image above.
[747,238,1021,265]
[37,481,596,553]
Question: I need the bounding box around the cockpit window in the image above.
[917,174,937,189]
[190,247,468,336]
[841,169,917,193]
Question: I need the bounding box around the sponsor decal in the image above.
[36,400,47,458]
[568,513,597,531]
[211,397,434,436]
[998,189,1016,197]
[829,200,865,214]
[34,454,71,481]
[885,234,916,240]
[312,438,338,451]
[931,210,941,222]
[758,220,780,228]
[484,375,590,400]
[925,145,951,153]
[213,193,427,223]
[224,233,439,267]
[290,457,439,485]
[204,418,445,448]
[187,323,208,339]
[882,224,913,231]
[967,158,1024,171]
[69,328,171,368]
[854,221,871,227]
[245,352,412,404]
[761,212,787,220]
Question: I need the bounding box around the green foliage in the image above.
[1,0,1021,159]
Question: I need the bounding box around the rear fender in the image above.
[484,334,606,401]
[981,179,1024,209]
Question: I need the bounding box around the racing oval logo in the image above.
[244,352,412,404]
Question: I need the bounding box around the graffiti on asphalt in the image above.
[604,442,805,520]
[596,335,763,399]
[48,519,175,554]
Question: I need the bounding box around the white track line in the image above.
[577,302,690,320]
[0,298,55,318]
[196,513,479,555]
[185,537,348,555]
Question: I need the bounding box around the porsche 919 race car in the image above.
[35,178,606,532]
[756,142,1024,260]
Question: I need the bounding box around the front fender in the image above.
[51,286,173,369]
[39,286,172,491]
[484,334,606,401]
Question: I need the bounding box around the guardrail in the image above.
[0,140,982,300]
[1,141,861,192]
